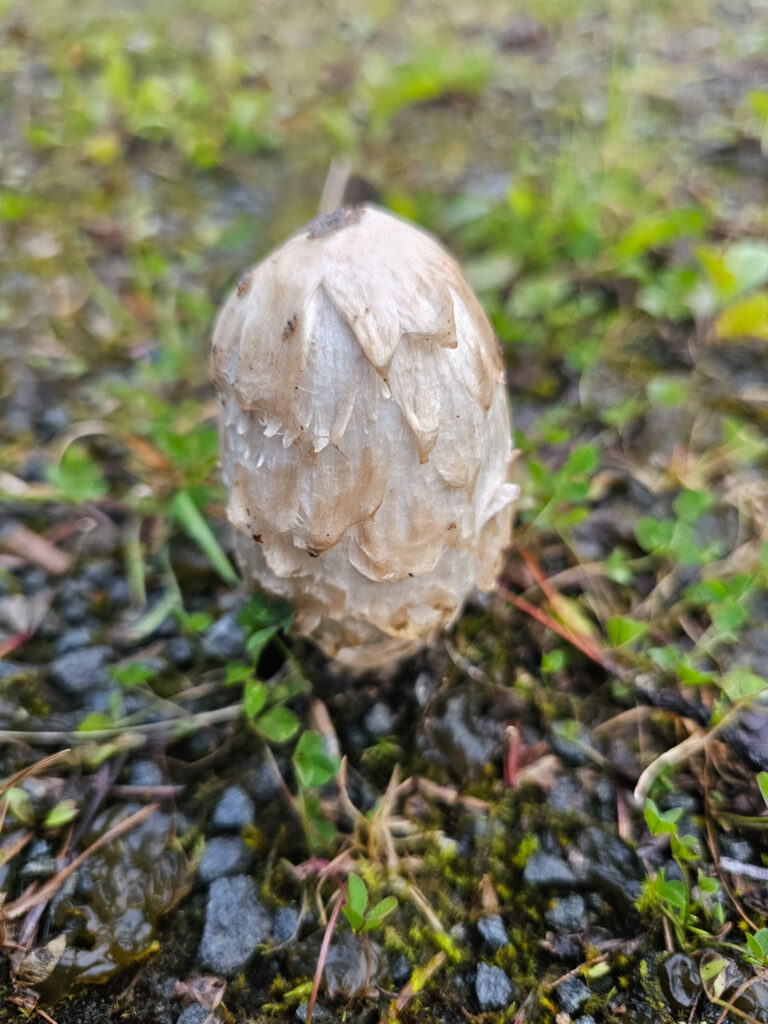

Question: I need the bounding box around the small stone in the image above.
[272,905,300,944]
[324,930,382,996]
[177,1007,222,1024]
[246,759,282,805]
[108,578,131,606]
[475,963,513,1010]
[212,786,254,831]
[54,627,94,654]
[198,837,252,883]
[477,914,508,951]
[557,977,591,1015]
[129,760,164,788]
[49,646,113,694]
[198,875,270,975]
[523,852,577,888]
[295,1003,334,1023]
[364,701,394,736]
[20,566,48,594]
[391,953,412,988]
[550,721,591,766]
[164,636,197,669]
[545,894,587,934]
[575,1017,596,1024]
[203,612,245,661]
[36,405,69,441]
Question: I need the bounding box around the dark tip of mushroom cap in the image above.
[306,206,365,239]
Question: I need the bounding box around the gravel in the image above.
[477,914,509,951]
[198,875,270,975]
[211,786,255,831]
[49,645,113,694]
[556,977,592,1015]
[523,851,577,887]
[203,612,245,660]
[545,893,587,934]
[475,963,513,1010]
[198,837,253,883]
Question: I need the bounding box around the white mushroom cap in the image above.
[211,205,517,671]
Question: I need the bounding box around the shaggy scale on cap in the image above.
[211,205,517,671]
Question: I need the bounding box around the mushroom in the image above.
[211,205,517,671]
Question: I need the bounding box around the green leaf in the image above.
[716,293,768,341]
[757,771,768,808]
[245,624,279,660]
[168,489,238,585]
[4,787,34,826]
[677,659,716,686]
[293,731,341,788]
[671,832,699,861]
[711,601,749,635]
[342,906,365,933]
[635,517,675,554]
[256,705,300,743]
[673,488,712,523]
[607,616,647,647]
[347,873,368,916]
[239,593,294,635]
[646,375,689,407]
[721,668,768,702]
[699,957,728,983]
[697,874,719,894]
[616,208,705,260]
[243,679,267,719]
[644,798,683,836]
[175,609,214,634]
[44,799,79,829]
[648,646,681,672]
[109,661,158,688]
[77,712,115,732]
[541,649,566,673]
[225,662,253,686]
[747,928,768,962]
[658,878,688,910]
[562,443,599,476]
[723,240,768,296]
[603,550,633,585]
[363,895,398,930]
[46,444,108,504]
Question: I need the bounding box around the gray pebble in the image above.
[272,905,300,944]
[545,893,587,934]
[20,566,48,593]
[165,635,196,669]
[177,1007,221,1024]
[129,759,164,788]
[212,786,254,831]
[364,701,394,736]
[295,1003,334,1023]
[49,646,113,694]
[203,612,245,660]
[198,875,270,975]
[391,953,411,987]
[557,977,591,1015]
[523,852,577,887]
[198,837,252,883]
[54,626,94,654]
[475,963,513,1010]
[477,914,508,951]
